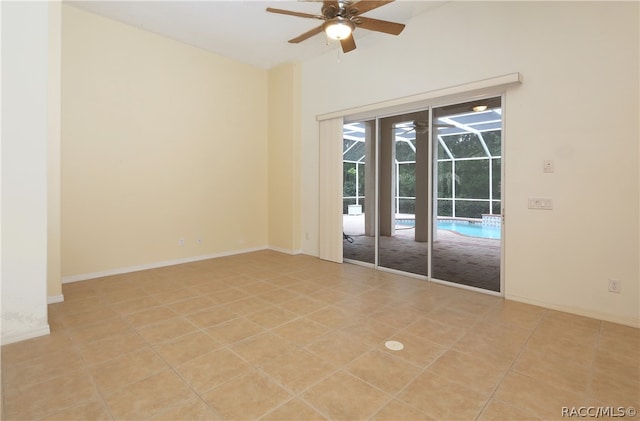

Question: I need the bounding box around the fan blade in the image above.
[322,0,340,16]
[289,25,324,43]
[396,128,413,136]
[349,1,394,16]
[266,7,322,20]
[323,0,339,7]
[340,35,357,53]
[356,16,405,35]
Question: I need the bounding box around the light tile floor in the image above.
[1,250,638,420]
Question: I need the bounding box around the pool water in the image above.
[438,220,501,240]
[396,218,501,239]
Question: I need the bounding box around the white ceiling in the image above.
[67,1,444,69]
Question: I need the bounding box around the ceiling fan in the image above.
[266,1,405,53]
[396,120,454,136]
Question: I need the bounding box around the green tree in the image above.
[343,163,356,196]
[398,163,415,197]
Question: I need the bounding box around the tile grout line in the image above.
[585,320,604,404]
[142,336,226,420]
[135,283,339,420]
[369,323,463,420]
[470,308,549,420]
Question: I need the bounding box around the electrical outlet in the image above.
[608,279,621,293]
[543,160,554,173]
[178,238,185,247]
[197,238,202,245]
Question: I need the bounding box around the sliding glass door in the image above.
[431,98,502,292]
[377,111,429,275]
[342,96,503,293]
[342,120,375,265]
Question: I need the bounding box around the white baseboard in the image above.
[1,324,51,345]
[62,246,269,283]
[268,246,303,255]
[505,293,640,328]
[47,294,64,304]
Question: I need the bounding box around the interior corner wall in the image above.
[1,1,51,344]
[61,6,268,278]
[267,62,302,253]
[299,1,639,326]
[48,1,63,302]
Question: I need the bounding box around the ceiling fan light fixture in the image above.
[267,0,404,54]
[472,105,488,112]
[323,17,354,40]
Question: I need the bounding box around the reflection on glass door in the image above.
[431,97,503,292]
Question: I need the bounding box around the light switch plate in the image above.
[528,197,553,210]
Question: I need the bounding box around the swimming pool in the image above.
[396,218,501,239]
[438,220,501,240]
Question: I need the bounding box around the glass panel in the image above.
[492,200,501,214]
[343,138,357,152]
[357,163,365,200]
[343,141,366,162]
[343,198,355,215]
[395,141,415,162]
[442,133,486,158]
[398,198,415,214]
[454,200,490,218]
[343,162,356,198]
[492,158,501,200]
[398,163,415,197]
[377,112,428,276]
[484,131,502,156]
[437,161,453,198]
[437,141,450,159]
[343,120,374,265]
[438,199,452,217]
[432,97,502,292]
[456,160,490,199]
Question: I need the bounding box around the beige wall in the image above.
[61,6,268,278]
[300,2,639,326]
[267,63,302,253]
